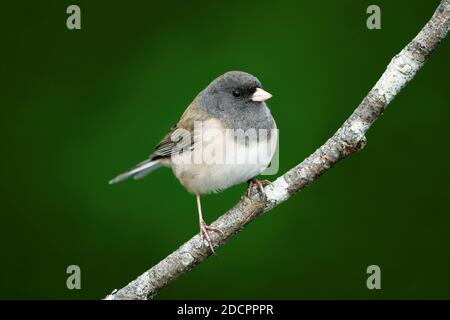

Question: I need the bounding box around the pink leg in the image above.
[196,194,223,254]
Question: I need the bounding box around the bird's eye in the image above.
[232,89,241,98]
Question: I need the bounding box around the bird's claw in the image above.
[199,220,223,254]
[246,179,271,199]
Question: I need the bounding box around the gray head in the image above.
[197,71,274,130]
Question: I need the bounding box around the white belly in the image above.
[170,121,277,194]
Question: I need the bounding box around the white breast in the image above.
[170,118,277,194]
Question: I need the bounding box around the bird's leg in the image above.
[246,179,271,199]
[196,193,223,254]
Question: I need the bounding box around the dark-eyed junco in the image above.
[110,71,277,252]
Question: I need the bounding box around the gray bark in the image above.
[105,0,450,300]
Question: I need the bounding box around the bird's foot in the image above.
[247,179,271,199]
[199,220,224,254]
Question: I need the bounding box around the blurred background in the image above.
[0,0,449,299]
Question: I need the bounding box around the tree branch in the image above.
[105,0,450,300]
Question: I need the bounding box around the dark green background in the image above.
[1,0,449,299]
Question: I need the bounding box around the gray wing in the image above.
[150,101,208,160]
[110,101,206,184]
[150,125,194,160]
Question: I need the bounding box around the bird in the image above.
[109,71,277,253]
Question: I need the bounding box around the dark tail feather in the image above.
[109,159,162,184]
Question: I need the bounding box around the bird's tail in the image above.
[109,159,162,184]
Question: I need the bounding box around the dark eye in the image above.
[232,89,241,98]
